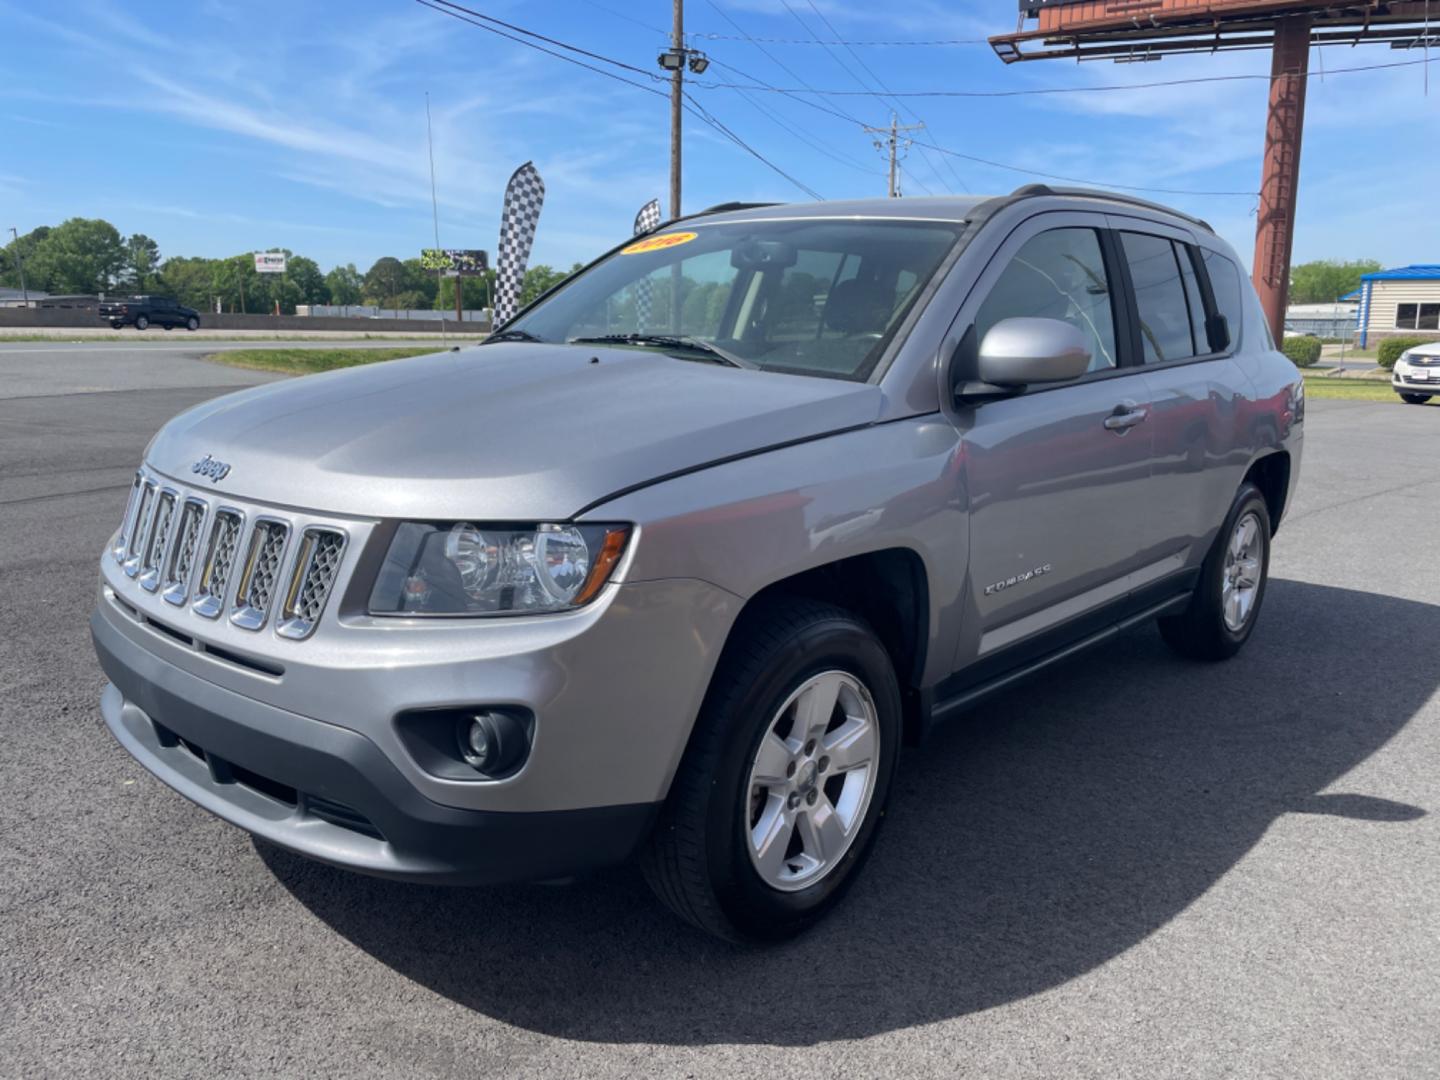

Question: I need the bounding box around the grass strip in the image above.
[1301,374,1431,403]
[205,346,445,374]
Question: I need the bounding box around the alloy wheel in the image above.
[744,670,880,892]
[1221,510,1263,631]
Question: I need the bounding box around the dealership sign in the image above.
[420,248,489,277]
[254,252,287,274]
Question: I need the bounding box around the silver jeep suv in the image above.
[93,187,1303,941]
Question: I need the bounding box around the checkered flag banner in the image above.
[492,161,546,328]
[632,198,662,331]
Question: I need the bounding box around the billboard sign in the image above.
[420,248,489,277]
[254,252,287,274]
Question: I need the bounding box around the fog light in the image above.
[455,710,529,777]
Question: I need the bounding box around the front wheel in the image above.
[1159,482,1271,661]
[1400,393,1431,405]
[134,315,149,330]
[109,321,123,330]
[186,316,199,331]
[642,598,901,942]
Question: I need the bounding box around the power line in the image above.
[700,51,1440,99]
[708,62,885,177]
[413,1,1255,200]
[683,90,824,199]
[911,138,1256,196]
[414,0,822,199]
[414,0,668,97]
[423,0,659,77]
[795,0,968,193]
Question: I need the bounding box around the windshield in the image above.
[504,218,960,382]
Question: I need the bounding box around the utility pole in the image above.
[863,114,924,198]
[7,227,28,305]
[656,4,709,331]
[669,0,683,219]
[657,1,709,220]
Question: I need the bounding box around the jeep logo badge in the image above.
[192,454,231,483]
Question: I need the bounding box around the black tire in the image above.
[1400,393,1431,405]
[163,323,172,331]
[641,597,902,942]
[1159,482,1271,661]
[109,321,123,330]
[186,316,199,331]
[134,315,148,330]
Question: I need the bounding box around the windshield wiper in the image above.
[568,333,757,369]
[483,328,546,344]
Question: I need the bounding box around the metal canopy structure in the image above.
[989,1,1439,343]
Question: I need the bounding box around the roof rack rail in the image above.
[636,201,786,237]
[697,201,783,216]
[1008,184,1214,234]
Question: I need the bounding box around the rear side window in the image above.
[974,227,1118,372]
[1201,249,1245,351]
[1120,232,1199,363]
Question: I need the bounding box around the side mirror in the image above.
[977,317,1092,387]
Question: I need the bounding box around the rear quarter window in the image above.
[1201,249,1249,351]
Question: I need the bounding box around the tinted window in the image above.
[1397,303,1440,331]
[974,228,1117,372]
[1202,249,1245,350]
[1176,245,1210,352]
[1121,232,1197,363]
[508,219,959,382]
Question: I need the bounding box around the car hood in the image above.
[145,343,883,520]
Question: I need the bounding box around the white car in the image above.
[1393,343,1440,404]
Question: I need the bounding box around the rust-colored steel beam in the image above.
[1252,14,1311,345]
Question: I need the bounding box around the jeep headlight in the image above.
[370,522,631,615]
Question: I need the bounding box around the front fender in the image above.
[582,418,968,688]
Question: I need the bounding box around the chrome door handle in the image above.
[1103,400,1148,433]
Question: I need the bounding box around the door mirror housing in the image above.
[976,317,1092,388]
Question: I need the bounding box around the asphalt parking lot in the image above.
[2,342,1438,1078]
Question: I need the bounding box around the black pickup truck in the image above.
[98,296,201,331]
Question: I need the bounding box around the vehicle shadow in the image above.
[260,579,1433,1045]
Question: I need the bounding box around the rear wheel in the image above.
[1400,393,1431,405]
[642,598,901,942]
[1159,482,1271,661]
[134,315,149,330]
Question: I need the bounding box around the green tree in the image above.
[24,218,126,294]
[324,263,363,306]
[122,233,161,293]
[283,254,329,308]
[402,257,439,307]
[1,226,50,291]
[157,256,216,310]
[520,263,581,307]
[362,256,408,309]
[1289,259,1382,304]
[435,269,496,313]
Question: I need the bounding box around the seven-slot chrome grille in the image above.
[109,471,348,641]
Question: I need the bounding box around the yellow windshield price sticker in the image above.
[621,231,698,255]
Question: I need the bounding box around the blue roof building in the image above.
[1356,265,1440,348]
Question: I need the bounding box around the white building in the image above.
[1357,265,1440,348]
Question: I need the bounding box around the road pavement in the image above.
[1,344,1437,1078]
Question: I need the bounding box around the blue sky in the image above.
[2,0,1435,275]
